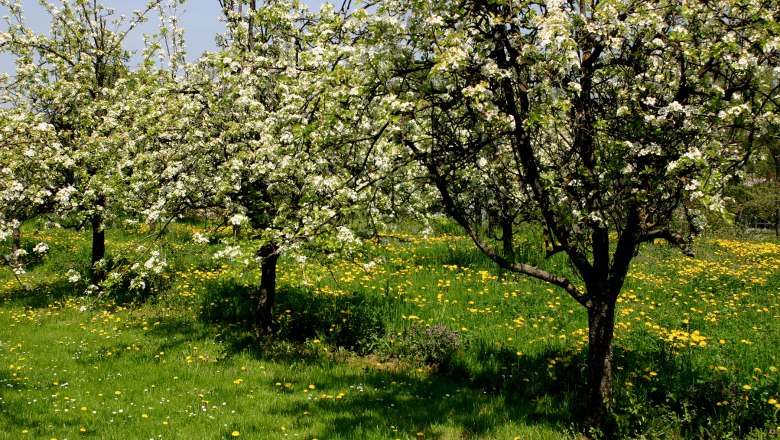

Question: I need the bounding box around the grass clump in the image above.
[384,323,463,372]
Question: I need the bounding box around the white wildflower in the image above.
[67,269,81,283]
[33,242,49,254]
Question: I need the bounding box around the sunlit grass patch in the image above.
[1,222,779,438]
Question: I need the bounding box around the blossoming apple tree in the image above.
[0,106,61,278]
[0,0,168,286]
[364,0,780,432]
[0,107,57,242]
[127,0,398,337]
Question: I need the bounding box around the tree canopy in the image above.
[1,0,778,435]
[359,0,780,432]
[125,0,402,335]
[0,0,170,285]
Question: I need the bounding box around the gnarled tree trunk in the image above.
[254,244,279,338]
[90,214,106,287]
[11,223,21,252]
[774,160,780,239]
[583,295,617,437]
[500,217,514,258]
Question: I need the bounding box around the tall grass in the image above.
[0,222,778,439]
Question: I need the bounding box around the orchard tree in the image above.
[366,0,780,433]
[0,0,167,286]
[129,0,394,337]
[734,123,780,236]
[727,142,780,236]
[0,106,60,264]
[765,126,780,237]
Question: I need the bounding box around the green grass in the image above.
[1,222,779,439]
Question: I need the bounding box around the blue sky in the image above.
[1,1,325,75]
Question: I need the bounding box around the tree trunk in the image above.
[583,296,617,437]
[774,157,780,239]
[254,244,279,338]
[248,0,256,52]
[90,214,106,287]
[11,223,21,252]
[501,217,514,257]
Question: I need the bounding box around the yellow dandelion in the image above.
[743,385,752,390]
[114,390,121,395]
[231,431,240,437]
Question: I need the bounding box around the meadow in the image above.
[1,221,779,439]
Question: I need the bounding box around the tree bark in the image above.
[774,160,780,239]
[501,217,514,257]
[11,223,21,252]
[90,214,106,286]
[248,0,256,52]
[254,244,279,338]
[583,296,617,437]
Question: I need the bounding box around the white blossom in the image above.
[33,242,49,254]
[67,269,81,283]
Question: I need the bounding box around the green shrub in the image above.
[388,323,463,371]
[99,253,172,304]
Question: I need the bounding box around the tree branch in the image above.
[641,229,695,257]
[402,138,589,307]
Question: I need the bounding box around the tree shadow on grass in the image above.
[198,283,583,436]
[228,326,778,438]
[260,345,583,439]
[1,278,76,309]
[210,330,584,437]
[72,315,218,368]
[281,369,569,439]
[194,278,780,437]
[201,282,389,355]
[608,342,780,438]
